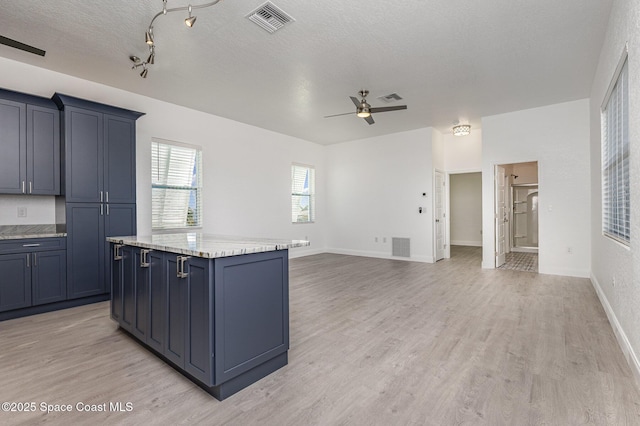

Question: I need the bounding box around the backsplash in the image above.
[0,195,56,225]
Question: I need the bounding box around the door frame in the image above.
[434,169,446,261]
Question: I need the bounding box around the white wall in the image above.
[443,130,483,172]
[325,128,436,262]
[481,99,591,277]
[0,57,325,257]
[450,173,482,246]
[589,0,640,383]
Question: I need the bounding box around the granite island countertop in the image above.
[106,233,310,259]
[0,224,67,240]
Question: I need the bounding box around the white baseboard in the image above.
[288,248,325,259]
[591,273,640,386]
[538,266,590,278]
[451,240,482,247]
[325,248,434,263]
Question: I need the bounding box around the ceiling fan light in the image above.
[356,109,371,118]
[453,124,471,136]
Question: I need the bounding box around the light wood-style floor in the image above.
[1,247,639,425]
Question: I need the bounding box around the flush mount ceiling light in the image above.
[130,0,223,78]
[453,124,471,136]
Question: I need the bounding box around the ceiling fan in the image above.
[324,90,407,125]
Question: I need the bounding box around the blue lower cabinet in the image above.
[109,244,289,400]
[31,249,67,306]
[0,239,67,316]
[0,253,31,312]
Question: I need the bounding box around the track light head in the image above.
[185,5,196,27]
[145,28,154,45]
[140,67,148,78]
[147,48,155,65]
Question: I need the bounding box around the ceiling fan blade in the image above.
[324,112,354,118]
[364,115,375,125]
[369,105,407,114]
[350,96,361,107]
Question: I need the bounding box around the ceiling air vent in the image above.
[246,2,294,34]
[377,93,403,103]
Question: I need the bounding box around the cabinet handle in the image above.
[100,191,103,202]
[22,243,41,247]
[100,204,104,216]
[26,253,30,268]
[22,181,25,194]
[114,244,123,261]
[106,204,110,215]
[106,191,109,203]
[33,253,37,267]
[29,181,32,194]
[177,256,189,278]
[140,249,150,268]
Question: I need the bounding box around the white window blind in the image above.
[602,57,630,245]
[292,164,315,223]
[152,140,202,230]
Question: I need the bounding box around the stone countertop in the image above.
[0,224,67,240]
[106,233,310,259]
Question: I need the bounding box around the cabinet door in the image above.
[0,99,26,194]
[121,245,136,332]
[132,249,149,340]
[66,203,105,299]
[31,250,66,305]
[104,204,136,295]
[104,114,136,204]
[111,244,123,322]
[147,251,165,352]
[26,105,60,195]
[165,255,186,368]
[0,253,31,312]
[65,107,103,202]
[185,257,213,386]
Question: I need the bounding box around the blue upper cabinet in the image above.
[0,89,60,195]
[52,93,144,204]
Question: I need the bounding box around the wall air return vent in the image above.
[246,2,294,34]
[392,237,411,258]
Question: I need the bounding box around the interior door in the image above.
[434,171,445,261]
[495,165,507,267]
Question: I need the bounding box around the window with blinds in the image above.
[152,140,202,230]
[292,164,315,223]
[601,56,629,245]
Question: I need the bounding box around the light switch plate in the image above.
[17,207,27,217]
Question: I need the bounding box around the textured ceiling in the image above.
[0,0,613,145]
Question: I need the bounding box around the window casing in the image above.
[292,164,315,223]
[601,56,630,245]
[152,140,202,230]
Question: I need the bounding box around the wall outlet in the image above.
[17,207,27,217]
[383,237,387,243]
[374,237,378,243]
[567,247,572,254]
[612,275,616,287]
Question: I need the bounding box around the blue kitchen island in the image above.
[107,233,309,401]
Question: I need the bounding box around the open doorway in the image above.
[448,172,482,263]
[494,161,538,272]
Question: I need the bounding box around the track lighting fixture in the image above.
[145,28,154,45]
[185,5,197,27]
[129,0,223,78]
